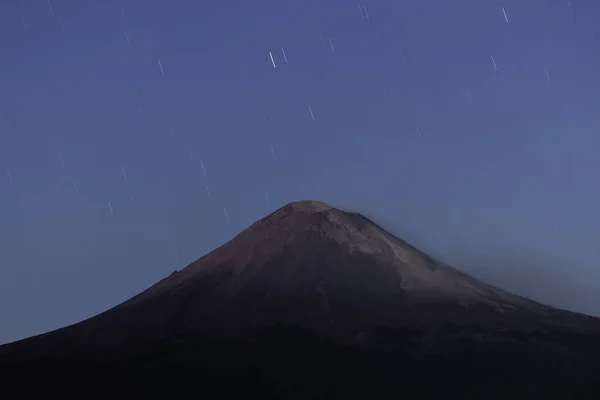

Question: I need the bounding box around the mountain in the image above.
[1,200,599,399]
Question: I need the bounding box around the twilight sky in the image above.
[1,0,599,344]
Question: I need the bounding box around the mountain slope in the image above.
[1,200,599,398]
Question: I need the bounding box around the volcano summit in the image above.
[1,201,599,398]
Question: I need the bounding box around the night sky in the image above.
[1,0,599,344]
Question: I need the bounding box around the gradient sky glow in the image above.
[1,0,599,344]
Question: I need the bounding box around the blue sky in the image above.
[1,0,599,344]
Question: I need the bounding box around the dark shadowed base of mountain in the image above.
[3,323,600,399]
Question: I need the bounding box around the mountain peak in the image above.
[270,200,338,220]
[284,200,334,213]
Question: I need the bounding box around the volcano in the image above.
[1,200,599,399]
